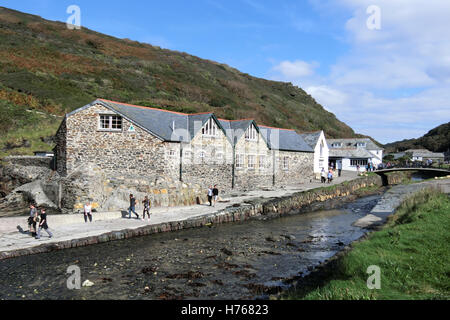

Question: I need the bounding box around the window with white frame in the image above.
[357,142,366,148]
[248,155,256,169]
[350,159,368,166]
[169,149,176,157]
[283,156,289,170]
[331,142,342,148]
[259,155,265,169]
[202,118,219,137]
[99,114,122,131]
[235,154,244,169]
[199,151,206,159]
[245,124,258,141]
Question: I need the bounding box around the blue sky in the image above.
[3,0,450,144]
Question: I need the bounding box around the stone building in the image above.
[54,99,316,212]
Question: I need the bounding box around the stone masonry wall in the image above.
[275,151,314,186]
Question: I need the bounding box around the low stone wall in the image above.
[3,156,53,168]
[0,173,407,260]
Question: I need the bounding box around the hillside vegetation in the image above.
[0,6,360,157]
[385,122,450,153]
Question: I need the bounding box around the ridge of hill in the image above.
[384,122,450,153]
[0,6,363,157]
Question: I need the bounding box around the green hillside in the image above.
[385,122,450,153]
[0,6,361,157]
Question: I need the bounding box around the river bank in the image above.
[0,172,403,261]
[282,179,450,300]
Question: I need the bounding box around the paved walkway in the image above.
[353,178,450,229]
[0,173,359,257]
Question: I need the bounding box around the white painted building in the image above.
[298,131,329,179]
[327,138,384,172]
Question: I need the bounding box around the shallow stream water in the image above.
[0,194,381,300]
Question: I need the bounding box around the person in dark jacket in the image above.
[212,185,219,207]
[28,203,38,237]
[128,194,139,219]
[35,208,53,239]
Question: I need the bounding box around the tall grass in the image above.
[285,187,450,300]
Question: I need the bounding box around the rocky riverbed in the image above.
[0,194,381,300]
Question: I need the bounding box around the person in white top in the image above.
[84,201,93,223]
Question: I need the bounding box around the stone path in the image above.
[0,172,358,258]
[353,178,450,229]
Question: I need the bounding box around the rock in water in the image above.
[82,280,94,287]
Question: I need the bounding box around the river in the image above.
[0,192,384,300]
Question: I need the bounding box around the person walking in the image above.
[84,201,93,223]
[128,194,139,219]
[142,196,151,222]
[212,185,219,207]
[327,169,333,183]
[320,168,327,183]
[207,186,213,206]
[337,160,342,177]
[35,208,53,240]
[28,203,38,237]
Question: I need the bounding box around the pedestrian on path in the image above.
[128,194,139,219]
[207,186,213,206]
[321,168,327,183]
[142,196,151,222]
[35,208,53,240]
[212,185,219,207]
[337,160,342,177]
[327,169,333,183]
[28,203,38,237]
[84,201,93,223]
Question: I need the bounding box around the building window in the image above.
[199,151,206,159]
[236,154,244,169]
[259,155,265,169]
[202,118,219,137]
[350,159,368,166]
[216,153,223,159]
[248,155,256,169]
[320,141,324,157]
[169,149,176,157]
[283,156,289,170]
[357,142,366,148]
[331,143,342,148]
[245,124,258,141]
[99,115,122,131]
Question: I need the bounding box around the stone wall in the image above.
[0,173,410,260]
[274,151,314,185]
[64,103,173,180]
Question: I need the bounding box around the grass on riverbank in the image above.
[285,187,450,300]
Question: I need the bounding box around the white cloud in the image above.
[271,60,319,79]
[269,0,450,144]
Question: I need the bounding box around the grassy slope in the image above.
[285,187,450,300]
[0,6,363,157]
[385,122,450,153]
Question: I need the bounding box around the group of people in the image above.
[320,168,335,184]
[27,204,53,240]
[207,185,220,207]
[127,194,152,221]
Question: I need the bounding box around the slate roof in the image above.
[259,126,314,153]
[218,119,257,144]
[329,148,375,159]
[297,131,322,149]
[66,99,313,152]
[68,99,221,142]
[327,138,383,150]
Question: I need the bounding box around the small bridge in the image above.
[374,168,450,186]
